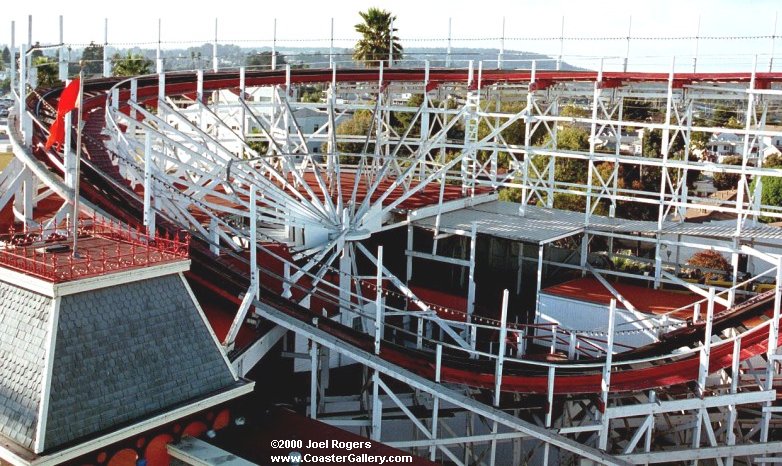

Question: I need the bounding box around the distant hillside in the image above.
[8,43,582,72]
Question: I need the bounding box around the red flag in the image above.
[45,78,81,151]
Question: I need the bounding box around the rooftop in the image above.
[0,218,189,283]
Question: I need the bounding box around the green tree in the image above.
[750,153,782,222]
[353,8,403,67]
[245,51,286,69]
[712,155,742,190]
[325,110,375,164]
[33,56,59,88]
[81,42,104,76]
[1,47,9,68]
[111,52,153,77]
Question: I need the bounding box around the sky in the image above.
[1,0,779,72]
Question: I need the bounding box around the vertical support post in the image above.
[212,18,218,72]
[430,344,442,461]
[70,74,84,255]
[644,390,656,455]
[271,18,277,70]
[58,16,67,82]
[156,18,163,74]
[584,58,603,226]
[770,12,778,72]
[103,18,111,78]
[143,131,155,238]
[157,72,165,117]
[239,66,246,140]
[516,243,524,294]
[406,222,413,283]
[375,246,384,355]
[371,247,384,442]
[10,21,15,99]
[692,15,701,73]
[19,43,30,146]
[761,257,782,442]
[693,287,715,450]
[497,16,505,69]
[209,217,220,255]
[580,233,590,277]
[250,186,259,299]
[542,365,556,465]
[467,223,477,349]
[520,60,535,216]
[63,112,73,187]
[726,335,741,466]
[282,262,292,299]
[535,243,544,317]
[556,16,564,71]
[329,18,334,68]
[599,299,617,451]
[446,18,452,68]
[736,55,757,237]
[309,340,318,419]
[623,16,632,72]
[489,290,510,466]
[388,17,394,68]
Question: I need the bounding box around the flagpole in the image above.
[71,70,83,257]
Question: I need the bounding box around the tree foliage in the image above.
[111,52,153,77]
[686,250,731,280]
[712,155,742,190]
[33,56,59,88]
[353,8,403,67]
[750,154,782,222]
[245,51,287,69]
[81,42,104,76]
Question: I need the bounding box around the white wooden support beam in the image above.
[208,217,220,256]
[599,299,617,451]
[542,365,556,465]
[489,289,510,466]
[250,186,259,300]
[467,222,477,325]
[222,284,256,350]
[693,287,715,452]
[430,345,441,461]
[761,257,782,443]
[103,19,111,78]
[310,340,318,419]
[143,131,155,238]
[374,246,384,355]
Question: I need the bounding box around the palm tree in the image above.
[353,8,403,67]
[111,52,153,77]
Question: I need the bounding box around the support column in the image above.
[58,16,67,82]
[156,18,163,74]
[760,257,782,443]
[250,187,259,299]
[371,246,384,441]
[103,18,111,78]
[467,223,477,349]
[489,290,510,466]
[598,299,618,451]
[143,131,155,238]
[535,243,544,318]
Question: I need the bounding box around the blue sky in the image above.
[1,0,779,72]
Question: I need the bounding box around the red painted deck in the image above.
[542,277,725,319]
[0,219,189,283]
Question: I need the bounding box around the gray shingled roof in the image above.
[44,274,236,451]
[0,281,51,450]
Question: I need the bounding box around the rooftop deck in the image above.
[0,218,189,283]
